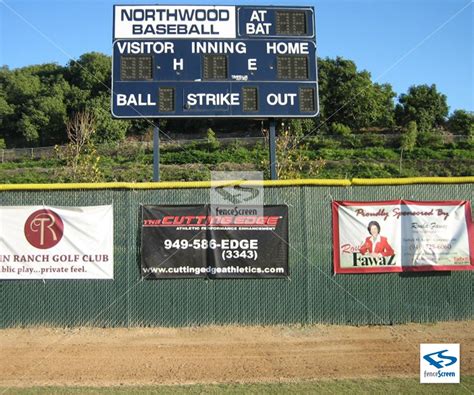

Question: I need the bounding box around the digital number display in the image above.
[203,55,228,80]
[277,56,309,80]
[276,11,307,36]
[242,87,258,112]
[299,88,315,112]
[159,88,175,112]
[120,56,153,81]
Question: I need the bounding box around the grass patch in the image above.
[1,376,473,394]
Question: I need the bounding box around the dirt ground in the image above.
[0,321,472,387]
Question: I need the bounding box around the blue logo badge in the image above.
[423,350,458,369]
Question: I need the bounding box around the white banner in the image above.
[333,200,473,274]
[0,206,114,279]
[114,5,237,39]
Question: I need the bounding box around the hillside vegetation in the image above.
[0,53,472,182]
[1,130,472,183]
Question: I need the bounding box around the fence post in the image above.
[153,124,160,182]
[269,118,277,180]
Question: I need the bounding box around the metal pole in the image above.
[269,118,277,180]
[153,124,160,182]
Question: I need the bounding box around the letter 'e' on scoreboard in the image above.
[111,5,319,118]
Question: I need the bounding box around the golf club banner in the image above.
[141,205,288,279]
[0,205,114,279]
[333,200,473,274]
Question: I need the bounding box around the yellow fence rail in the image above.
[1,176,473,191]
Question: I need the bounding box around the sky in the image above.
[0,0,472,112]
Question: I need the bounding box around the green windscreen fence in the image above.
[0,183,472,327]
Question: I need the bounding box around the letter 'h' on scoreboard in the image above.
[112,5,319,118]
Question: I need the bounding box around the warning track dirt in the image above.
[0,321,472,387]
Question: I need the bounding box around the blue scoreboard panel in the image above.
[112,5,318,118]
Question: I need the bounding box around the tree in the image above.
[0,64,69,146]
[262,124,325,179]
[448,110,474,136]
[0,54,129,147]
[87,93,129,143]
[395,84,448,132]
[317,57,396,131]
[0,93,14,135]
[66,52,111,97]
[274,129,326,179]
[55,111,103,182]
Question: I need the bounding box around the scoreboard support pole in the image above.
[153,123,160,182]
[269,119,277,180]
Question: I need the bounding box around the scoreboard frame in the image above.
[111,4,319,119]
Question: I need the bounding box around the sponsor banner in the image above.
[141,205,288,279]
[333,200,473,274]
[0,206,114,279]
[114,5,237,39]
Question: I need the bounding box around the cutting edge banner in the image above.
[140,204,289,279]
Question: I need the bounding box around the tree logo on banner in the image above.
[24,209,64,249]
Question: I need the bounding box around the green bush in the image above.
[206,128,220,151]
[400,121,417,152]
[417,130,444,149]
[363,133,385,147]
[314,148,399,161]
[330,122,352,137]
[308,136,342,150]
[358,147,399,160]
[404,147,444,160]
[447,149,474,160]
[315,148,353,160]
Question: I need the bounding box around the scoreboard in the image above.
[112,5,319,118]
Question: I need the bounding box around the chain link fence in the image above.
[0,182,472,327]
